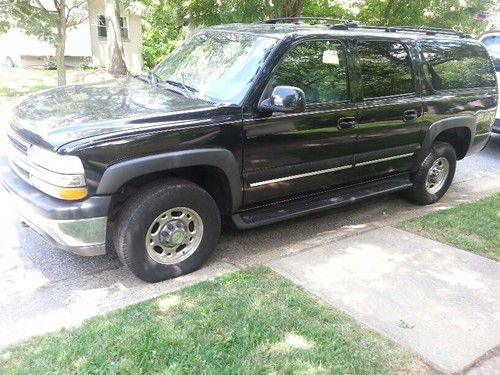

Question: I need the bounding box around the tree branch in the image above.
[32,0,48,12]
[382,0,396,25]
[65,0,86,21]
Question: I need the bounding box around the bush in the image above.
[43,60,57,70]
[77,60,97,70]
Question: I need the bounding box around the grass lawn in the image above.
[0,267,418,375]
[399,193,500,261]
[0,67,111,97]
[0,68,58,97]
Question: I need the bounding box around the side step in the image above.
[232,174,413,229]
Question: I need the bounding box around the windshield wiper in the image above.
[163,79,198,99]
[137,72,199,99]
[134,71,164,84]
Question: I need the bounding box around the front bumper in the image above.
[0,159,111,256]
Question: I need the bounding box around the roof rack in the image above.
[261,17,470,38]
[263,17,358,27]
[360,25,470,38]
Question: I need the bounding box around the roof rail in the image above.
[263,17,358,26]
[360,25,470,38]
[261,17,470,38]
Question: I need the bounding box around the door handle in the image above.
[338,117,357,130]
[403,110,419,121]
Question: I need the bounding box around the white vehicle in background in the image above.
[480,31,500,133]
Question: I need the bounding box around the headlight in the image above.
[25,145,88,200]
[28,145,85,175]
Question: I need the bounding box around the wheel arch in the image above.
[97,149,242,214]
[414,115,475,170]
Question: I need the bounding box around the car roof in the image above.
[206,22,475,43]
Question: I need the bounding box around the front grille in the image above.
[7,132,33,185]
[8,134,29,156]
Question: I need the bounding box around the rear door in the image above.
[352,39,424,179]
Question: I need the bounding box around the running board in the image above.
[232,174,413,229]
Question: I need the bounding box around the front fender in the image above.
[96,148,242,211]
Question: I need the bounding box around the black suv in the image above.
[2,19,498,282]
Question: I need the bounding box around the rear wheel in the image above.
[115,178,220,282]
[410,141,456,205]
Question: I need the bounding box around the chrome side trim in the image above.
[249,164,352,187]
[355,153,415,167]
[249,152,416,187]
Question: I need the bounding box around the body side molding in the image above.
[97,149,243,212]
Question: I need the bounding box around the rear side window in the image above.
[357,40,415,99]
[420,41,496,90]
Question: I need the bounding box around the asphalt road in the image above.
[0,133,499,346]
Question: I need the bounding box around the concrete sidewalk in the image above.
[269,227,500,374]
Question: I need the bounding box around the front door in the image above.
[242,39,358,205]
[352,39,424,180]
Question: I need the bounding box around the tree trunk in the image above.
[381,0,396,25]
[106,0,127,75]
[274,0,305,18]
[56,0,67,86]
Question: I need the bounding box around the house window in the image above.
[97,15,128,40]
[97,15,107,38]
[120,17,129,40]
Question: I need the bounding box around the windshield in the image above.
[153,31,278,104]
[482,35,500,72]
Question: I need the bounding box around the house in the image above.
[0,0,143,73]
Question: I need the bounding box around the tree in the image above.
[1,0,87,85]
[136,0,498,69]
[358,0,499,36]
[138,0,308,68]
[106,0,128,74]
[273,0,305,18]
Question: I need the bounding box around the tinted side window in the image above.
[271,40,348,104]
[420,41,496,90]
[357,41,414,99]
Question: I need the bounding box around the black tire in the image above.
[115,178,221,282]
[411,141,456,205]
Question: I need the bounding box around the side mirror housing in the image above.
[258,86,305,114]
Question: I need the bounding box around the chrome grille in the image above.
[8,134,29,156]
[7,132,33,185]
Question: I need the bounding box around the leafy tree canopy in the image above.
[139,0,499,68]
[0,0,88,45]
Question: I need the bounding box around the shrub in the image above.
[43,60,57,70]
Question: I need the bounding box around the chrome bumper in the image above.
[10,193,107,256]
[1,160,110,256]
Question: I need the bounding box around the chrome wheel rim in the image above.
[425,157,450,194]
[145,207,203,265]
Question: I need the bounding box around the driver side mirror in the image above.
[258,86,305,114]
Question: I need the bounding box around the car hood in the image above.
[9,78,216,150]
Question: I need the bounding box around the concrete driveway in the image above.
[0,125,499,348]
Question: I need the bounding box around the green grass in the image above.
[0,68,108,97]
[0,68,58,97]
[0,267,415,374]
[399,193,500,260]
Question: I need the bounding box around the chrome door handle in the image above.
[338,117,357,130]
[403,110,419,121]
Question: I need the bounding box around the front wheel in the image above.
[115,178,221,282]
[410,141,457,205]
